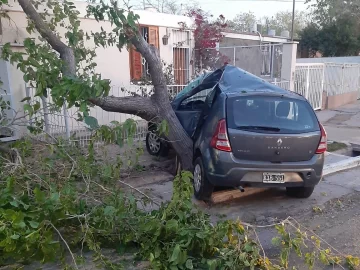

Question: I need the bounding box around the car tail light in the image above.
[210,119,232,152]
[316,124,327,154]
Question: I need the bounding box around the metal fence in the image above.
[324,63,360,97]
[25,85,187,146]
[294,63,324,110]
[294,62,360,110]
[25,79,290,145]
[194,44,283,80]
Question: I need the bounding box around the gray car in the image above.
[146,65,327,200]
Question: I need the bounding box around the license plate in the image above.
[263,173,285,183]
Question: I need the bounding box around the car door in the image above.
[174,87,215,137]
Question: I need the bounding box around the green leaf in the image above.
[50,192,60,202]
[271,237,280,246]
[207,259,217,270]
[280,249,289,268]
[10,234,20,240]
[244,242,253,252]
[110,120,119,125]
[169,244,181,263]
[80,102,87,112]
[149,252,155,262]
[17,222,26,228]
[84,116,99,130]
[185,259,193,269]
[10,201,19,207]
[319,250,329,265]
[20,97,31,102]
[23,104,33,116]
[33,101,41,112]
[28,221,39,229]
[165,219,178,234]
[104,206,116,216]
[159,120,169,136]
[34,187,46,203]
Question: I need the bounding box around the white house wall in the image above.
[1,1,194,136]
[2,2,193,98]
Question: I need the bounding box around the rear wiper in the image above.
[236,126,281,132]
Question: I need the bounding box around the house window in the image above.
[261,43,271,76]
[173,47,189,85]
[172,29,191,85]
[129,25,159,82]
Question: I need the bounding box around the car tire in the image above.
[286,186,315,198]
[145,131,169,157]
[193,157,214,201]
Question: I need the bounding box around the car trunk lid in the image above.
[226,94,321,162]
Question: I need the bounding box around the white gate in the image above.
[0,60,17,142]
[294,63,324,110]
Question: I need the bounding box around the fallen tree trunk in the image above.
[17,0,194,170]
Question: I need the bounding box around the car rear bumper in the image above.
[203,150,324,188]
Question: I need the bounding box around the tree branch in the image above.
[129,35,169,103]
[17,0,67,53]
[18,0,76,76]
[89,96,157,121]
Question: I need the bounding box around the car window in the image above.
[179,88,214,110]
[174,72,211,100]
[226,96,319,134]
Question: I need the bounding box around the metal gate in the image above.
[0,59,17,142]
[294,63,324,110]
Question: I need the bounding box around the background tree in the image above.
[4,0,195,169]
[184,8,229,73]
[306,0,360,26]
[225,10,308,38]
[124,0,200,15]
[300,17,360,57]
[261,10,308,38]
[226,11,257,33]
[300,0,360,56]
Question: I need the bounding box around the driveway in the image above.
[317,101,360,144]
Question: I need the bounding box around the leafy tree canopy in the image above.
[300,0,360,57]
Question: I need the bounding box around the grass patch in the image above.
[327,142,347,152]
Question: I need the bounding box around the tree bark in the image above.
[17,0,194,171]
[129,33,194,170]
[89,96,157,121]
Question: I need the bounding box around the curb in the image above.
[323,155,360,176]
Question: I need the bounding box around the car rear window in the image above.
[226,95,319,134]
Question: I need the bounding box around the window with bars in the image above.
[129,25,159,82]
[172,29,191,85]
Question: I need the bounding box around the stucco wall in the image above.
[325,91,359,110]
[1,1,193,100]
[0,1,194,135]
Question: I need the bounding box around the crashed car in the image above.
[146,65,327,200]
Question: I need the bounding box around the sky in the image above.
[182,0,310,20]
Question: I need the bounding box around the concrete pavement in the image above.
[317,100,360,144]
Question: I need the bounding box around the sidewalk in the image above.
[317,101,360,175]
[317,100,360,144]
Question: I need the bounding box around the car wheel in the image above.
[286,186,315,198]
[193,157,214,201]
[145,131,169,157]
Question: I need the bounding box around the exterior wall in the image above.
[1,0,194,108]
[325,91,358,109]
[219,36,288,79]
[281,43,297,91]
[297,56,360,64]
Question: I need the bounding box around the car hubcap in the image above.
[148,132,161,153]
[193,164,202,192]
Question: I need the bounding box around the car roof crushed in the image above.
[204,65,290,94]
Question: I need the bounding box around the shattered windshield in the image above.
[173,72,212,101]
